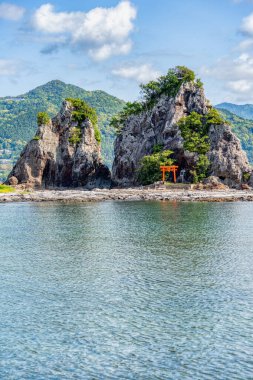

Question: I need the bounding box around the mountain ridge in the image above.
[216,102,253,120]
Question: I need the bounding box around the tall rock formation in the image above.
[7,100,111,189]
[112,80,252,187]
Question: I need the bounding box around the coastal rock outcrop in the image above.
[112,79,251,187]
[7,100,111,189]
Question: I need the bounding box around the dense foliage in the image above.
[110,66,201,133]
[138,148,174,185]
[37,112,50,126]
[178,109,225,182]
[0,80,125,181]
[66,98,101,144]
[217,108,253,164]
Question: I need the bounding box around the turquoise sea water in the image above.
[1,201,253,379]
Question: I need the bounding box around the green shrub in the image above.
[178,112,210,155]
[66,98,101,144]
[94,126,102,144]
[32,135,41,141]
[195,154,210,182]
[205,108,224,125]
[37,112,50,126]
[196,78,204,88]
[178,109,225,182]
[243,172,251,182]
[138,150,174,185]
[69,127,82,145]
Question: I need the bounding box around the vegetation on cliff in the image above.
[37,112,50,126]
[138,147,174,185]
[178,109,226,182]
[110,66,202,133]
[66,98,101,144]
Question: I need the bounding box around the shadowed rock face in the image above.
[7,101,111,189]
[112,82,251,187]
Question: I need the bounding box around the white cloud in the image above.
[227,79,253,93]
[0,59,18,76]
[202,54,253,80]
[112,64,161,83]
[241,12,253,35]
[201,53,253,102]
[197,9,253,103]
[32,1,137,60]
[0,2,25,21]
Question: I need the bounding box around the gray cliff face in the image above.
[112,82,251,187]
[208,124,250,187]
[7,101,111,189]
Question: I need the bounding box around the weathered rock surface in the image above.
[112,82,252,187]
[7,101,111,189]
[208,124,250,187]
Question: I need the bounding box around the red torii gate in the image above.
[160,165,179,183]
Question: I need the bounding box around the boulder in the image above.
[8,176,18,186]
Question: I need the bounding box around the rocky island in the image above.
[7,98,111,189]
[3,66,253,202]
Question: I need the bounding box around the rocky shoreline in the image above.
[1,188,253,203]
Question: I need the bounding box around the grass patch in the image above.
[165,182,189,187]
[0,184,16,193]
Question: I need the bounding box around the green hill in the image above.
[0,80,125,181]
[217,108,253,164]
[216,102,253,120]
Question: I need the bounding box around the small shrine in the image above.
[160,165,179,183]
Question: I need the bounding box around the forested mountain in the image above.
[0,80,125,181]
[216,102,253,120]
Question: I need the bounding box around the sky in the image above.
[1,0,253,104]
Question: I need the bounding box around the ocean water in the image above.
[0,201,253,380]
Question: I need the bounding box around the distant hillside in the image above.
[216,102,253,120]
[0,80,125,181]
[218,108,253,164]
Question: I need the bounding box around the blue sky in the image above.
[1,0,253,104]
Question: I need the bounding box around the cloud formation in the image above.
[32,1,137,60]
[0,2,25,21]
[0,59,18,76]
[112,64,161,83]
[201,53,253,102]
[241,12,253,35]
[201,10,253,103]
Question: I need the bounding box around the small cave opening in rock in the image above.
[42,160,52,189]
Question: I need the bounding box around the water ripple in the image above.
[0,201,253,379]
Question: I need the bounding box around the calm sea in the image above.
[0,201,253,379]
